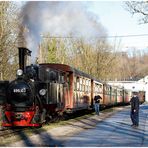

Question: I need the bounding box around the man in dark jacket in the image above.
[94,95,102,115]
[130,91,140,127]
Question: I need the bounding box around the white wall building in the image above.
[138,76,148,102]
[108,75,148,102]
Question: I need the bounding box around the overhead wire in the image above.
[41,33,148,38]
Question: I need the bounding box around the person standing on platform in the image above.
[130,91,140,127]
[94,95,102,115]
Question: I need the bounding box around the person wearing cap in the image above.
[130,91,140,127]
[94,95,102,115]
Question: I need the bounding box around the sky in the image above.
[16,1,148,53]
[88,1,148,52]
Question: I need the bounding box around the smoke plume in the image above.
[19,1,106,61]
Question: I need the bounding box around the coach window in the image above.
[86,80,88,92]
[106,87,108,95]
[81,78,83,92]
[82,78,85,92]
[87,80,88,92]
[79,77,82,91]
[113,88,116,96]
[96,84,99,93]
[79,78,81,92]
[59,72,64,83]
[97,84,100,93]
[85,79,87,92]
[120,90,123,96]
[108,87,110,94]
[100,85,103,93]
[106,87,109,95]
[115,88,117,95]
[66,74,70,88]
[58,73,63,83]
[117,90,119,96]
[108,87,111,95]
[77,77,80,91]
[94,84,96,93]
[74,77,77,90]
[93,84,95,93]
[112,88,114,95]
[105,87,107,94]
[97,84,99,92]
[94,83,97,93]
[119,90,121,96]
[60,73,65,83]
[120,90,122,96]
[88,80,91,93]
[87,79,90,92]
[58,73,60,82]
[87,80,89,93]
[81,77,84,92]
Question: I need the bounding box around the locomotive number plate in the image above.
[13,88,26,93]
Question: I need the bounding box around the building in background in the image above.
[108,75,148,102]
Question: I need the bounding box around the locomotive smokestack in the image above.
[18,47,32,71]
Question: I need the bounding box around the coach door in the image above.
[63,73,70,109]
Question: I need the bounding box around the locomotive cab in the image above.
[38,65,65,112]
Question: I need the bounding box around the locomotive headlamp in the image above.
[17,69,23,76]
[39,89,46,96]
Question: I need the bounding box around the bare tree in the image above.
[92,39,116,80]
[39,36,68,64]
[0,2,19,80]
[113,48,148,81]
[125,1,148,24]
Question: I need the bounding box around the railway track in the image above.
[0,127,27,137]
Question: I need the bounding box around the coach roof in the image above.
[39,63,102,82]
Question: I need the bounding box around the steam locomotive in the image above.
[0,47,145,127]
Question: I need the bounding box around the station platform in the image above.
[63,103,148,147]
[6,103,148,147]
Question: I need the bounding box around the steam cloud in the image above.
[19,1,106,61]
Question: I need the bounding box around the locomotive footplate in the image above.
[2,111,42,127]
